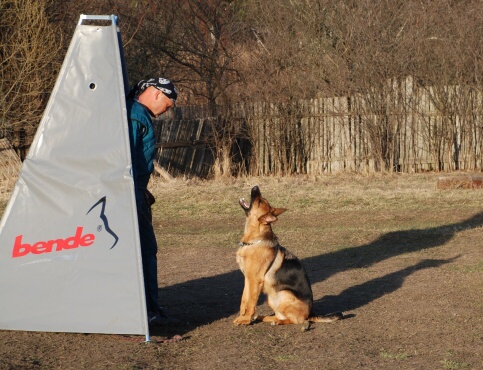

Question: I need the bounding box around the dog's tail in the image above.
[308,312,343,323]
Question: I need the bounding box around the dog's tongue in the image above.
[239,198,250,209]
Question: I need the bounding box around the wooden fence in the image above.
[154,79,483,177]
[152,105,216,178]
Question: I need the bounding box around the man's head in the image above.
[128,77,178,117]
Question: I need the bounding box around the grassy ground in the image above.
[0,173,482,369]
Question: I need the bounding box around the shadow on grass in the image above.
[152,212,483,336]
[314,257,458,315]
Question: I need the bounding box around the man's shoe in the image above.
[148,310,180,326]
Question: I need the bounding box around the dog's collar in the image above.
[238,240,263,247]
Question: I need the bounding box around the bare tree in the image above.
[6,0,482,175]
[136,0,250,177]
[228,0,350,175]
[412,0,483,171]
[0,0,62,157]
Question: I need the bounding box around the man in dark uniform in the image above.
[126,78,179,326]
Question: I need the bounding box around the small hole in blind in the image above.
[89,83,96,90]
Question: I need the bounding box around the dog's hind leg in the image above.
[258,312,301,325]
[260,315,293,325]
[265,291,310,325]
[308,312,344,323]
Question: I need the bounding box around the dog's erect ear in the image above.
[259,208,287,224]
[259,213,278,225]
[272,208,287,217]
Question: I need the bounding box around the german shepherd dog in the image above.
[234,186,343,326]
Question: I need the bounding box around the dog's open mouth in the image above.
[239,198,250,210]
[240,186,261,211]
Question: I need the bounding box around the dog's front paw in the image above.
[233,316,252,325]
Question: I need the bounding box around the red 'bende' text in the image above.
[12,227,95,258]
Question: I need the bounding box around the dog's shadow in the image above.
[313,257,458,316]
[152,212,483,336]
